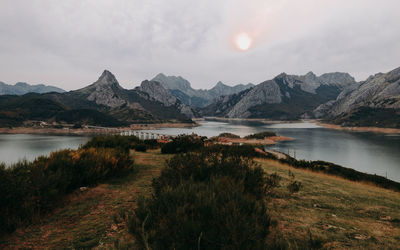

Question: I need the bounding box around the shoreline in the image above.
[200,116,302,124]
[316,122,400,134]
[0,122,198,136]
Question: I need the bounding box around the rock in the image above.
[354,234,370,240]
[315,66,400,127]
[136,80,195,118]
[85,70,127,108]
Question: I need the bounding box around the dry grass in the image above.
[1,151,399,249]
[258,158,400,249]
[0,149,169,249]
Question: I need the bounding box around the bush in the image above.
[0,147,133,235]
[130,178,270,250]
[218,132,240,138]
[83,135,141,152]
[134,144,147,152]
[161,135,204,154]
[153,150,268,199]
[244,131,277,139]
[287,180,302,193]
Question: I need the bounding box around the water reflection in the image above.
[0,134,90,165]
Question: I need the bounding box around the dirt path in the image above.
[0,150,168,249]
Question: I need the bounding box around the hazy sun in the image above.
[235,33,252,51]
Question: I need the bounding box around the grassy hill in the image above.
[1,150,399,249]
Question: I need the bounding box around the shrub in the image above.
[245,131,277,139]
[134,144,147,152]
[161,135,204,154]
[153,150,267,199]
[287,180,302,193]
[0,147,133,235]
[83,135,140,152]
[218,132,240,138]
[130,178,270,250]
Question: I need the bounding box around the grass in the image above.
[258,158,400,249]
[1,150,399,249]
[0,149,169,249]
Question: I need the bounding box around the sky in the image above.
[0,0,399,91]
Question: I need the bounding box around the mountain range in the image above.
[0,81,65,95]
[152,73,254,107]
[200,71,356,119]
[0,71,193,127]
[0,66,399,128]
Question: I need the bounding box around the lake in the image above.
[0,134,90,165]
[1,121,399,182]
[141,120,400,182]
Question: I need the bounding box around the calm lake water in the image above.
[142,120,400,182]
[0,134,90,165]
[1,121,399,181]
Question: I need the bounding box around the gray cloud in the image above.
[0,0,399,90]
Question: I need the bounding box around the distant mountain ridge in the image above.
[314,66,400,128]
[0,81,65,95]
[201,71,356,119]
[151,73,254,107]
[0,70,193,127]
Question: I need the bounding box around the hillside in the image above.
[315,66,400,128]
[201,72,355,119]
[0,70,193,127]
[0,81,65,95]
[1,149,399,249]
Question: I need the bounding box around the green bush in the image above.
[161,135,204,154]
[153,150,267,199]
[218,132,240,138]
[134,144,147,152]
[0,147,133,235]
[287,180,302,193]
[244,131,277,139]
[130,178,270,250]
[83,135,141,152]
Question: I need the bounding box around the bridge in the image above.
[118,130,174,140]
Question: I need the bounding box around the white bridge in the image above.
[119,130,174,140]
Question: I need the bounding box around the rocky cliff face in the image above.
[0,81,65,95]
[78,70,127,108]
[315,66,400,128]
[226,80,282,118]
[152,73,254,107]
[136,80,195,118]
[202,71,355,119]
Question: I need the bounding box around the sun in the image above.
[235,32,253,51]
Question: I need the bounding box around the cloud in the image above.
[0,0,399,90]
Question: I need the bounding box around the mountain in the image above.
[208,81,254,97]
[0,81,65,95]
[315,66,400,128]
[0,70,193,127]
[201,71,355,119]
[135,80,195,118]
[151,73,254,107]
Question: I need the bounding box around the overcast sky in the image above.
[1,0,399,90]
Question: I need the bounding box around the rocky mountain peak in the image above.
[215,81,226,87]
[305,71,317,78]
[82,70,125,108]
[152,73,192,91]
[95,70,120,87]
